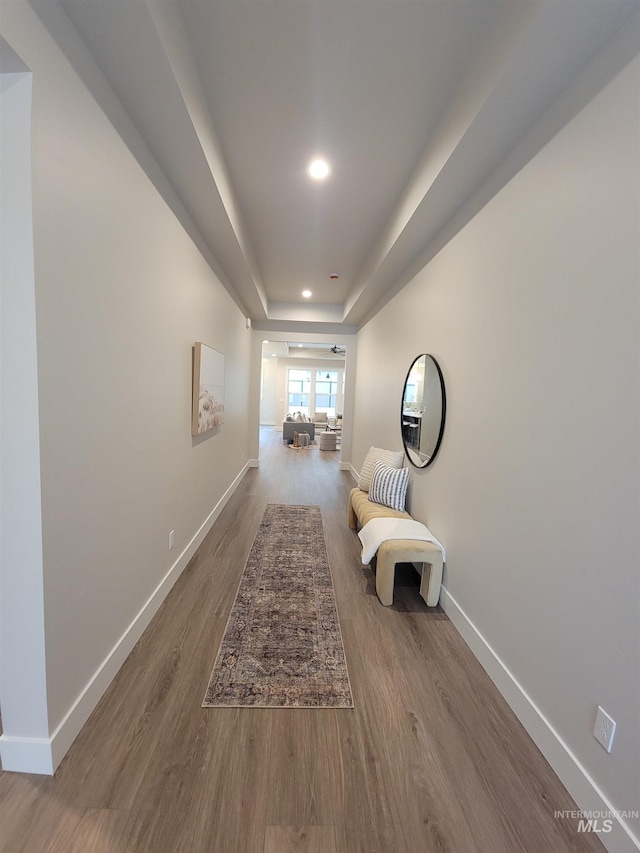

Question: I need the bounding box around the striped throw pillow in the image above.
[368,460,410,512]
[357,446,404,492]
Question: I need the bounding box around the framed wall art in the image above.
[192,342,225,435]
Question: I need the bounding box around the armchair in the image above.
[312,412,329,430]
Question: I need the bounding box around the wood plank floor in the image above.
[0,428,604,852]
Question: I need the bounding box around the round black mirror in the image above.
[401,354,446,468]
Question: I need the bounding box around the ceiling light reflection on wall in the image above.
[307,159,330,180]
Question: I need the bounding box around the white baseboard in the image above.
[0,736,54,775]
[440,586,640,853]
[0,462,251,776]
[248,458,260,468]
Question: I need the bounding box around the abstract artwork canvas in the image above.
[192,342,225,435]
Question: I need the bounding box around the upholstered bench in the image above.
[348,486,444,607]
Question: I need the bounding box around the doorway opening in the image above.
[260,341,347,428]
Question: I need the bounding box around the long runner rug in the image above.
[203,504,354,708]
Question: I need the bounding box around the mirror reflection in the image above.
[401,354,446,468]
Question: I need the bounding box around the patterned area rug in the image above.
[203,504,354,708]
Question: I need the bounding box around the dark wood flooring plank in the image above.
[177,708,272,853]
[0,774,58,853]
[265,709,345,827]
[264,824,339,853]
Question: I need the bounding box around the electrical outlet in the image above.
[169,530,175,551]
[593,706,616,753]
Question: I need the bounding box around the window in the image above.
[404,380,417,404]
[288,369,311,415]
[315,370,338,416]
[287,367,343,419]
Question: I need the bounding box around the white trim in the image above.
[0,735,54,775]
[440,586,640,853]
[0,462,250,776]
[248,458,260,468]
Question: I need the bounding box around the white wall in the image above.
[0,2,252,772]
[0,69,50,761]
[260,360,277,424]
[353,48,639,851]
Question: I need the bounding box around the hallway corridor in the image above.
[0,429,604,852]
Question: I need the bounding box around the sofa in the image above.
[282,419,315,443]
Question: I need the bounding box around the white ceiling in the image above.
[262,341,347,362]
[33,0,637,331]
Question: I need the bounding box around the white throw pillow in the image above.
[368,460,410,512]
[357,446,404,492]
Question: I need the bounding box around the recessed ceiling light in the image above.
[307,159,330,180]
[298,344,303,347]
[302,290,312,298]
